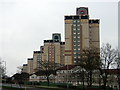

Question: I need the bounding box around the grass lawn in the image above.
[2,86,24,90]
[36,86,76,90]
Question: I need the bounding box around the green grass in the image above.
[36,85,77,90]
[2,86,24,90]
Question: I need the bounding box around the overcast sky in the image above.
[0,0,119,76]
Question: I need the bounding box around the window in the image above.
[74,44,76,46]
[74,36,76,38]
[73,32,76,34]
[73,20,76,23]
[73,24,76,26]
[74,52,76,54]
[32,76,34,79]
[74,61,76,63]
[74,56,76,58]
[54,36,59,39]
[74,48,76,50]
[73,28,76,31]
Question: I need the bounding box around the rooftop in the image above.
[34,51,43,54]
[28,58,33,60]
[57,65,76,70]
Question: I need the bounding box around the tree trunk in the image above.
[89,70,92,87]
[99,75,101,87]
[118,81,120,90]
[104,78,107,90]
[47,75,49,86]
[82,72,85,90]
[103,74,107,90]
[87,73,90,86]
[117,72,120,90]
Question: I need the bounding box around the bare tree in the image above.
[115,51,120,89]
[79,47,100,87]
[12,72,29,88]
[35,61,58,86]
[0,59,6,77]
[16,66,23,73]
[100,43,118,89]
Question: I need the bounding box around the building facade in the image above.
[56,65,86,86]
[22,64,28,73]
[33,51,43,73]
[27,58,33,74]
[65,7,100,65]
[43,33,65,65]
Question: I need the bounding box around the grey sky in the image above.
[0,0,118,76]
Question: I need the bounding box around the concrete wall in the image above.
[65,20,73,65]
[27,59,33,74]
